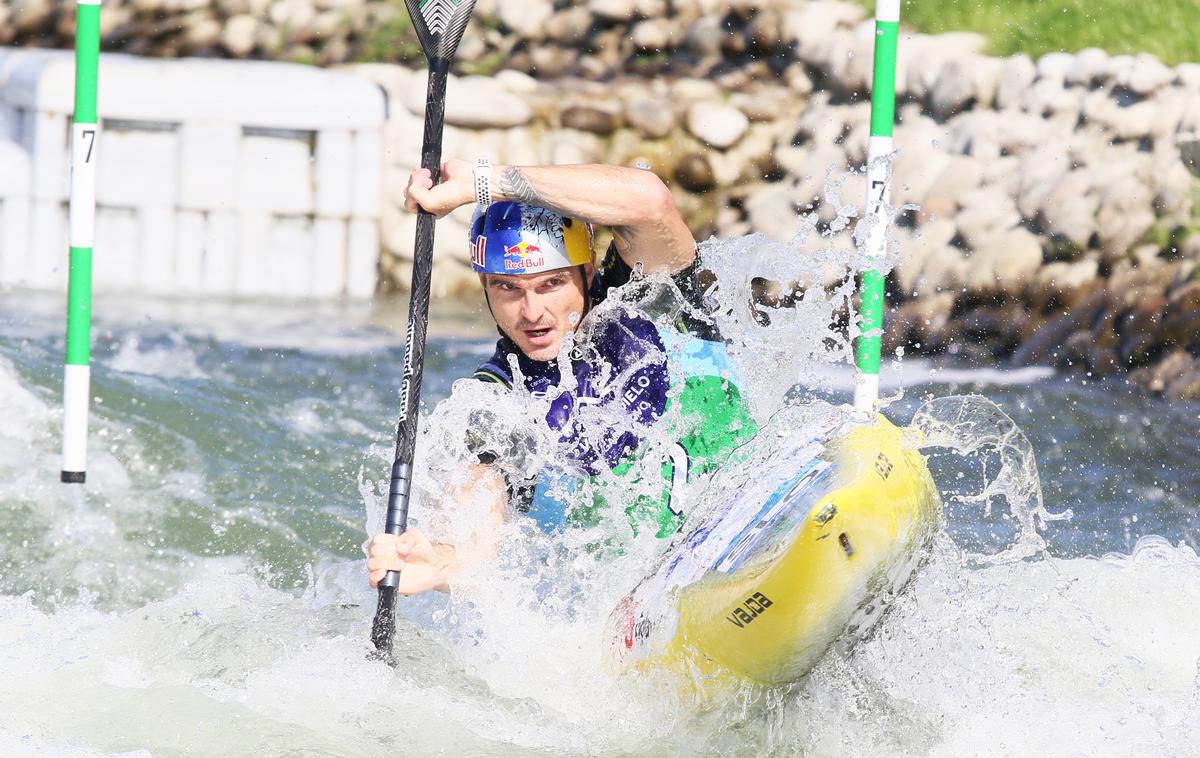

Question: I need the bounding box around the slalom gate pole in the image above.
[370,0,477,662]
[61,0,101,484]
[853,0,900,416]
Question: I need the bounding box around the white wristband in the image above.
[474,158,493,208]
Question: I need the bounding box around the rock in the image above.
[404,75,533,129]
[971,56,1006,109]
[924,156,984,213]
[1102,55,1136,87]
[494,69,539,94]
[775,143,846,191]
[1179,136,1200,178]
[731,91,785,122]
[785,64,815,95]
[929,58,975,120]
[527,46,576,77]
[744,183,800,242]
[1016,143,1070,219]
[588,0,633,21]
[1036,52,1075,82]
[746,8,786,50]
[631,18,674,51]
[1141,350,1196,393]
[1023,77,1083,118]
[790,99,847,148]
[1178,63,1200,91]
[1037,258,1099,291]
[312,9,345,41]
[916,245,969,298]
[717,123,778,183]
[217,0,251,13]
[221,14,258,57]
[1096,177,1156,257]
[383,205,470,266]
[892,141,949,209]
[12,0,54,33]
[996,54,1036,111]
[499,0,553,38]
[823,21,878,95]
[588,0,661,23]
[888,291,957,353]
[1150,149,1192,218]
[686,102,749,150]
[674,153,715,193]
[1161,281,1200,348]
[945,111,1002,159]
[956,302,1033,353]
[1116,297,1167,367]
[183,16,222,50]
[1167,367,1200,401]
[269,0,317,36]
[956,188,1021,252]
[1067,48,1109,87]
[560,105,619,134]
[1123,53,1175,96]
[783,0,867,62]
[544,6,592,45]
[1148,88,1188,141]
[896,219,957,295]
[1097,98,1158,141]
[683,15,725,59]
[1085,340,1121,378]
[670,78,722,105]
[625,98,674,139]
[928,55,1004,113]
[1013,286,1108,365]
[994,111,1057,155]
[546,129,601,165]
[1041,169,1099,250]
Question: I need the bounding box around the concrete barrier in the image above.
[0,49,385,298]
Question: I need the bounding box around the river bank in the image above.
[6,0,1200,398]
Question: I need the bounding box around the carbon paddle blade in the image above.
[404,0,477,62]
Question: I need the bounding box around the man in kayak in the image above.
[367,159,756,594]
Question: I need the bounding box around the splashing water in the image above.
[910,394,1072,563]
[1,159,1198,753]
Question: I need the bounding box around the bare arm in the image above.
[367,463,508,594]
[403,159,696,274]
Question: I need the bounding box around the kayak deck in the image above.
[610,413,940,685]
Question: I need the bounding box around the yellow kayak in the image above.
[609,413,940,685]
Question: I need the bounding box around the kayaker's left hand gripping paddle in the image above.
[370,0,477,663]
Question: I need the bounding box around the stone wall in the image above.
[7,0,1200,396]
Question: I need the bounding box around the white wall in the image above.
[0,49,385,298]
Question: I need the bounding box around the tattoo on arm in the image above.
[497,167,546,207]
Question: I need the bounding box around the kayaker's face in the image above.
[483,266,591,361]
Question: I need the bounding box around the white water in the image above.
[2,163,1198,753]
[3,294,1198,757]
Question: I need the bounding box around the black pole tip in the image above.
[61,471,86,484]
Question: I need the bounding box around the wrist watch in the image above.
[474,158,493,209]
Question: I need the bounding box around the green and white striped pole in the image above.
[61,0,101,484]
[853,0,899,415]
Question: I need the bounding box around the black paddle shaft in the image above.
[369,0,477,661]
[369,57,450,658]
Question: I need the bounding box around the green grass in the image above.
[874,0,1200,66]
[355,1,423,64]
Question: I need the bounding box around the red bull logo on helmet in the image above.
[503,241,545,271]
